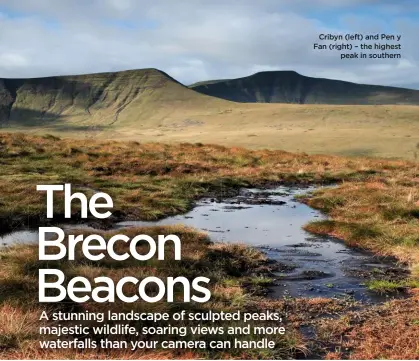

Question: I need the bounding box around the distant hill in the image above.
[1,68,419,161]
[189,71,419,105]
[2,69,419,128]
[0,68,226,126]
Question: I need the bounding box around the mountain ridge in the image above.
[2,68,418,113]
[1,67,419,136]
[0,68,418,160]
[189,70,419,105]
[0,68,227,126]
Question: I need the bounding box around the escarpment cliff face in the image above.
[190,71,419,105]
[0,68,225,126]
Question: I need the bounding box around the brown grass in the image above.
[0,132,419,359]
[0,225,302,359]
[319,292,419,359]
[1,132,418,271]
[5,102,419,160]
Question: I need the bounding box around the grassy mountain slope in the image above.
[190,71,419,105]
[0,68,227,128]
[1,68,418,160]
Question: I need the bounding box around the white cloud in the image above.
[0,53,28,68]
[0,0,417,88]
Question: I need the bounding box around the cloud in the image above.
[0,53,28,69]
[0,0,417,88]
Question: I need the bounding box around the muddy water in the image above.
[0,186,405,302]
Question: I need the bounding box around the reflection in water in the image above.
[0,186,403,302]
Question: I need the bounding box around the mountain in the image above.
[0,68,226,126]
[2,69,419,128]
[189,71,419,105]
[0,68,418,160]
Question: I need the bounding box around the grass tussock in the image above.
[302,181,419,274]
[317,292,419,359]
[365,279,419,293]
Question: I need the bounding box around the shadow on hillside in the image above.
[0,107,108,132]
[0,70,172,120]
[2,76,111,109]
[0,72,174,131]
[0,75,119,129]
[191,71,419,105]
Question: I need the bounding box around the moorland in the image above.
[0,68,418,359]
[0,133,418,359]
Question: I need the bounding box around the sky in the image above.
[0,0,418,88]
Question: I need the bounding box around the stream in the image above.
[0,186,407,303]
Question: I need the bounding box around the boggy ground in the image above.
[0,225,303,359]
[0,132,418,359]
